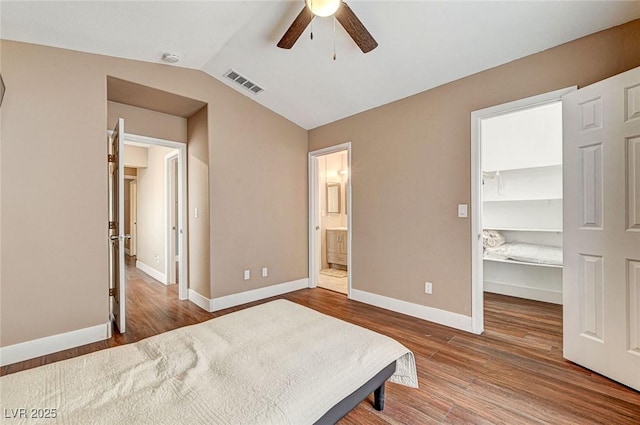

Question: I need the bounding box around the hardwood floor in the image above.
[2,272,639,424]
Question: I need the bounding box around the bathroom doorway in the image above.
[308,143,351,296]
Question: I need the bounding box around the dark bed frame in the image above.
[313,361,397,425]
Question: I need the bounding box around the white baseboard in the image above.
[188,288,211,311]
[350,288,478,334]
[484,281,562,304]
[0,322,111,367]
[136,260,167,285]
[188,278,309,312]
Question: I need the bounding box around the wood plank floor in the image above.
[2,264,639,424]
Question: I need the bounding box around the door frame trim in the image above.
[123,175,136,256]
[308,143,352,297]
[108,130,189,301]
[470,86,576,334]
[129,180,137,257]
[165,151,179,286]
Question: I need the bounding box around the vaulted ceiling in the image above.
[2,1,639,129]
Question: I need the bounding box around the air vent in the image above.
[224,69,264,95]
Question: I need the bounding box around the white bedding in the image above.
[0,300,417,425]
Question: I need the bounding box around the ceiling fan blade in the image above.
[335,2,378,53]
[277,7,314,49]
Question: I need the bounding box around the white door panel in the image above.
[109,118,126,333]
[563,66,640,390]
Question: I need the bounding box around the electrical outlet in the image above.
[262,267,268,278]
[425,282,433,294]
[243,270,250,280]
[154,255,160,264]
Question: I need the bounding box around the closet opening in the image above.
[470,87,576,334]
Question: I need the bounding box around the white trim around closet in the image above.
[470,86,576,334]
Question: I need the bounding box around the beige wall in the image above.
[136,145,176,277]
[208,89,309,299]
[187,107,211,298]
[108,101,207,291]
[108,101,187,143]
[123,145,148,168]
[0,40,307,346]
[124,167,137,177]
[308,19,640,316]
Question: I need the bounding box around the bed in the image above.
[0,300,418,424]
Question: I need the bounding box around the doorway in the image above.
[470,87,576,333]
[109,124,189,334]
[122,134,187,299]
[309,143,352,296]
[166,152,179,285]
[123,169,137,257]
[129,179,137,257]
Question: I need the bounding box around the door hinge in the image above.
[109,288,115,297]
[109,221,117,230]
[108,154,116,163]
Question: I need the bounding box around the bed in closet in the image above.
[0,300,417,425]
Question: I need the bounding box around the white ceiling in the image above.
[2,1,639,129]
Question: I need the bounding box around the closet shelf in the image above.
[482,164,562,174]
[483,197,562,203]
[484,227,562,232]
[483,257,563,269]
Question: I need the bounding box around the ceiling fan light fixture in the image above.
[305,0,341,17]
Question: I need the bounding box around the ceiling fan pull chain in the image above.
[333,16,337,60]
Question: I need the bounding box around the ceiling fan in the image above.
[277,0,378,54]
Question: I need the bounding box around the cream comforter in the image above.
[0,300,417,424]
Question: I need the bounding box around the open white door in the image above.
[563,66,640,390]
[108,118,127,333]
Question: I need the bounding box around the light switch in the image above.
[458,204,468,218]
[243,270,250,280]
[194,207,199,218]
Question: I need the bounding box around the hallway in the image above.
[115,256,214,345]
